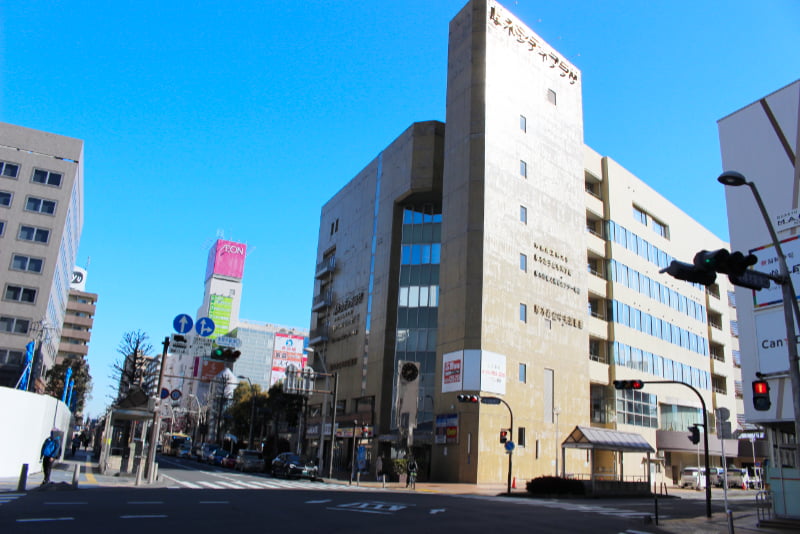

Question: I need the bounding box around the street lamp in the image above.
[553,407,561,477]
[718,171,800,469]
[237,376,256,449]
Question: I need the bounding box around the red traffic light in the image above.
[499,429,508,444]
[752,380,771,411]
[613,379,645,390]
[457,394,479,403]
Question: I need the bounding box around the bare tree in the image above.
[109,330,156,405]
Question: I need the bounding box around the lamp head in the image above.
[718,171,747,187]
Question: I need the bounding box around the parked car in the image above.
[709,467,725,487]
[271,452,318,480]
[680,467,707,489]
[221,452,236,469]
[725,468,746,488]
[199,443,218,463]
[235,450,263,472]
[212,449,232,467]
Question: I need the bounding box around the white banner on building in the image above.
[441,349,506,395]
[751,236,800,308]
[754,308,798,374]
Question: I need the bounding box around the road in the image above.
[0,456,761,534]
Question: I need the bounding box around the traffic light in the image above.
[694,249,757,276]
[752,380,771,411]
[500,429,508,444]
[613,379,645,390]
[660,260,717,286]
[210,347,241,361]
[457,394,479,403]
[688,424,701,445]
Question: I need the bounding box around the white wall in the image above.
[0,387,73,477]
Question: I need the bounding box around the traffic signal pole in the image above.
[636,380,712,518]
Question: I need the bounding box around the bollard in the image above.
[653,491,659,526]
[356,471,361,487]
[72,464,80,487]
[135,460,143,486]
[381,473,386,488]
[17,463,29,492]
[727,509,735,534]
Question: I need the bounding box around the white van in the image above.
[680,467,706,489]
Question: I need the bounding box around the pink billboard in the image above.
[205,239,247,280]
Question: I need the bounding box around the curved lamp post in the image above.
[718,170,800,469]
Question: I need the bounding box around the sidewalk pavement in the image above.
[2,457,798,533]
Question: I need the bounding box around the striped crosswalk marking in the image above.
[0,493,25,505]
[196,481,225,489]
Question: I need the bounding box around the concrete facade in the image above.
[308,0,744,485]
[0,122,84,392]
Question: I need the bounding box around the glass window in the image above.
[519,363,527,383]
[25,197,56,214]
[0,161,20,178]
[11,254,43,273]
[520,303,527,323]
[520,205,527,224]
[520,253,527,272]
[18,225,49,243]
[520,160,527,178]
[0,316,30,334]
[32,169,63,187]
[633,206,647,225]
[431,244,441,264]
[0,191,11,206]
[4,285,37,303]
[520,115,527,132]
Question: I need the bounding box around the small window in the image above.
[0,221,5,236]
[4,285,37,304]
[32,169,62,187]
[547,89,557,105]
[518,427,526,447]
[0,191,11,207]
[520,303,527,323]
[25,197,57,215]
[651,218,668,239]
[520,253,527,272]
[519,115,527,132]
[520,160,527,178]
[518,363,527,383]
[0,316,30,334]
[11,254,44,273]
[0,161,20,178]
[18,225,50,244]
[520,205,527,224]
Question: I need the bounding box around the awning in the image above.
[562,426,655,453]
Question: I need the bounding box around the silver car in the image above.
[235,450,263,472]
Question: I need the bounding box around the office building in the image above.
[308,0,744,485]
[718,79,800,517]
[0,122,84,392]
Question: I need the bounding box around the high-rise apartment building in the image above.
[0,122,84,392]
[57,267,97,366]
[308,0,744,485]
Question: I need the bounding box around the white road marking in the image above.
[199,501,229,504]
[214,482,242,489]
[44,502,88,505]
[120,514,168,519]
[306,499,332,504]
[197,481,225,489]
[128,501,164,504]
[17,517,74,522]
[430,508,446,514]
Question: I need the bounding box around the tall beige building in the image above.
[0,122,84,392]
[308,0,744,485]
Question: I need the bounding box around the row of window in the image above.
[611,341,711,391]
[398,285,440,308]
[0,160,63,187]
[0,192,57,214]
[616,389,658,428]
[10,254,44,273]
[609,260,706,322]
[0,223,51,244]
[400,244,442,265]
[610,300,709,356]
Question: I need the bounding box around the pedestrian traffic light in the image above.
[500,429,508,444]
[613,379,645,390]
[688,424,701,445]
[457,394,479,403]
[752,380,771,411]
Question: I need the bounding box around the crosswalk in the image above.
[0,493,25,507]
[162,475,378,492]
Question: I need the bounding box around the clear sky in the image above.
[1,1,798,418]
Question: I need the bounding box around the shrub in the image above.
[526,476,585,496]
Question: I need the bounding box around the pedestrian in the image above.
[406,456,418,488]
[40,430,62,485]
[71,434,81,456]
[82,432,90,451]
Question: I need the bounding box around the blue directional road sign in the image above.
[504,441,515,452]
[173,314,193,334]
[195,316,215,337]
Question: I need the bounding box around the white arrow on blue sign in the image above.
[173,314,193,334]
[195,317,216,337]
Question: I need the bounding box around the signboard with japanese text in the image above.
[270,333,307,386]
[751,236,800,308]
[435,413,459,444]
[208,294,233,338]
[205,239,247,281]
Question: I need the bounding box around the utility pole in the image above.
[145,336,169,483]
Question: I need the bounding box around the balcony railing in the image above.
[315,256,336,279]
[308,326,329,345]
[312,290,333,312]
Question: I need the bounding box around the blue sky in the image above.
[1,1,798,418]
